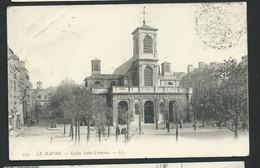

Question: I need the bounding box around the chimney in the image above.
[161,61,171,76]
[91,58,101,75]
[37,81,43,89]
[198,62,205,69]
[187,64,194,73]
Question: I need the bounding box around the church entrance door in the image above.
[144,101,154,123]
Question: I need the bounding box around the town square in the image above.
[7,3,248,160]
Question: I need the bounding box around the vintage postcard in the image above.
[7,3,248,160]
[4,162,245,168]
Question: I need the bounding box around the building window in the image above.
[144,66,153,86]
[143,35,153,53]
[111,81,116,86]
[95,81,101,85]
[168,82,173,85]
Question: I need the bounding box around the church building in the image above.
[84,13,193,126]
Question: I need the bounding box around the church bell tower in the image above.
[131,7,159,87]
[132,7,158,60]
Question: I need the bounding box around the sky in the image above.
[7,3,247,88]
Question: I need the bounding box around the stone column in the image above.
[139,65,143,86]
[154,34,157,58]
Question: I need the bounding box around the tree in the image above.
[73,86,93,143]
[187,56,248,139]
[60,94,77,139]
[49,79,76,131]
[106,106,113,137]
[117,106,130,142]
[92,95,107,142]
[217,56,248,139]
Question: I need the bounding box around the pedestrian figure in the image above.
[166,121,169,132]
[121,127,127,142]
[116,125,120,142]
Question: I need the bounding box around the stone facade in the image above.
[33,81,56,118]
[84,23,192,126]
[8,48,33,131]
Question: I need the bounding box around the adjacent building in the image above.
[33,81,56,118]
[8,48,33,132]
[181,62,223,92]
[84,21,193,126]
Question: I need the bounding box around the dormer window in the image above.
[143,35,153,53]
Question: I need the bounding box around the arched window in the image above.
[144,66,153,86]
[95,81,101,84]
[143,35,153,53]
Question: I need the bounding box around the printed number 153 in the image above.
[23,153,29,157]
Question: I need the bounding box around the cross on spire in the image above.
[141,6,147,25]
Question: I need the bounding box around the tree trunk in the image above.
[194,109,196,131]
[87,119,90,142]
[78,121,80,143]
[108,124,110,137]
[167,120,170,132]
[218,113,222,129]
[179,111,182,128]
[75,120,78,143]
[63,123,66,135]
[234,107,239,140]
[126,115,129,142]
[116,124,119,142]
[156,119,158,130]
[139,112,142,134]
[202,108,205,127]
[98,128,101,143]
[176,119,178,142]
[71,119,74,140]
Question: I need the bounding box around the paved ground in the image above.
[9,118,249,160]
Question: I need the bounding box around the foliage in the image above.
[49,79,76,119]
[189,56,248,138]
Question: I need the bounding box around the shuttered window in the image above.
[144,66,153,86]
[143,35,153,53]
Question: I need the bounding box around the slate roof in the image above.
[132,24,158,34]
[87,74,121,80]
[113,57,134,75]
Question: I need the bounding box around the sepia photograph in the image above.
[4,162,245,168]
[7,3,248,160]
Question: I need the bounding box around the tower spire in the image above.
[141,6,147,25]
